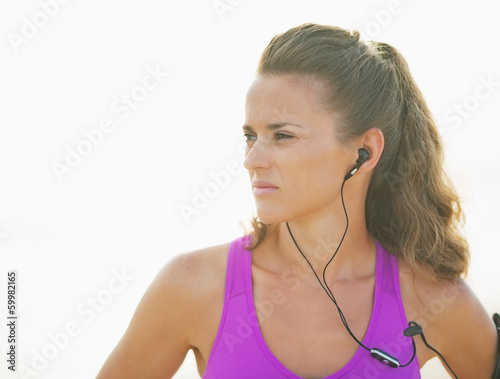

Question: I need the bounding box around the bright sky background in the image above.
[0,1,499,378]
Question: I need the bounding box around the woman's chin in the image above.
[255,207,289,225]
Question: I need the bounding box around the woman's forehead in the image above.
[245,75,329,126]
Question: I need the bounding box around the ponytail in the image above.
[366,42,469,280]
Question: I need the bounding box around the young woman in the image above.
[97,23,499,378]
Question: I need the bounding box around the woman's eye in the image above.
[243,132,293,144]
[275,133,293,141]
[243,133,257,143]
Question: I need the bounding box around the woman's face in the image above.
[243,75,353,224]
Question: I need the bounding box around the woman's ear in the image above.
[358,127,384,173]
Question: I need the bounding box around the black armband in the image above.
[493,313,500,379]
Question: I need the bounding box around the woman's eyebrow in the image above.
[242,122,304,131]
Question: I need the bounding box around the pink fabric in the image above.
[202,235,420,378]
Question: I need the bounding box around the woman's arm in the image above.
[96,254,200,379]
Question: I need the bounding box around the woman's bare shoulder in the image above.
[398,258,497,377]
[158,241,231,294]
[397,257,484,319]
[398,257,492,333]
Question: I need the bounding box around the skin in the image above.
[97,75,498,379]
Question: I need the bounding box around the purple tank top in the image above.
[203,235,421,378]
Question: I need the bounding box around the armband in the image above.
[493,313,500,379]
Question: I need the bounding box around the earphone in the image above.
[286,147,458,377]
[344,148,369,180]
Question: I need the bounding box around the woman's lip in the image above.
[252,180,278,188]
[253,187,278,196]
[252,181,278,196]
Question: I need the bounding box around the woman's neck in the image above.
[265,213,376,283]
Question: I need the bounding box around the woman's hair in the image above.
[249,23,469,281]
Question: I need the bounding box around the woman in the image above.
[97,24,498,378]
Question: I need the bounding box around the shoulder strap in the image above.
[227,235,252,297]
[376,241,399,299]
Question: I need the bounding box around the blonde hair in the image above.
[248,23,469,281]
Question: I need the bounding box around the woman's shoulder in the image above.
[397,257,491,333]
[160,234,251,289]
[157,239,233,298]
[397,257,484,319]
[397,257,497,376]
[397,257,466,305]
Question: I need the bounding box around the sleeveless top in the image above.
[202,235,421,378]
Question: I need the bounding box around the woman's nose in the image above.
[243,138,272,171]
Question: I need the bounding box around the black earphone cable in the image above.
[286,180,369,351]
[286,177,419,366]
[286,151,458,376]
[286,175,460,376]
[420,330,458,378]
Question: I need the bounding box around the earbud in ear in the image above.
[344,148,370,180]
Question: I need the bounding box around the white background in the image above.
[0,0,499,378]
